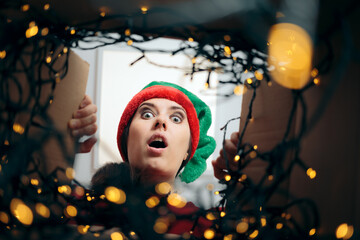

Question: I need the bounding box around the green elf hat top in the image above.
[117,81,216,183]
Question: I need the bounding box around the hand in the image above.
[212,131,240,180]
[68,95,98,153]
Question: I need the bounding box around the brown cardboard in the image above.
[12,48,89,182]
[239,51,360,236]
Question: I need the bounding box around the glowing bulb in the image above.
[204,82,209,89]
[254,71,263,80]
[224,35,231,42]
[66,167,75,180]
[30,179,39,186]
[309,228,316,236]
[22,4,30,11]
[37,189,42,194]
[267,23,313,89]
[77,225,89,234]
[224,234,233,240]
[141,7,148,14]
[65,205,77,217]
[261,217,267,227]
[100,11,106,17]
[276,223,283,229]
[127,40,133,46]
[145,196,160,208]
[253,145,258,150]
[249,151,257,158]
[268,81,273,87]
[306,168,317,179]
[234,85,247,96]
[26,24,39,38]
[204,229,215,239]
[154,218,168,234]
[234,155,240,162]
[0,50,6,59]
[336,223,354,239]
[311,68,318,77]
[214,191,219,195]
[246,78,253,84]
[192,57,196,64]
[188,37,194,42]
[70,29,76,35]
[125,29,131,36]
[220,211,226,217]
[111,232,124,240]
[249,230,259,239]
[105,186,126,204]
[35,203,50,218]
[224,175,231,181]
[206,213,216,220]
[313,78,320,85]
[224,46,231,57]
[13,123,25,134]
[10,198,33,226]
[44,4,50,10]
[0,212,9,224]
[167,193,186,208]
[236,221,248,233]
[46,56,52,63]
[155,182,172,195]
[41,28,49,36]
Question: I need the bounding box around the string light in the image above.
[145,196,160,208]
[10,198,33,226]
[249,230,259,239]
[224,35,231,41]
[306,168,317,179]
[167,193,186,208]
[66,167,75,180]
[35,203,50,218]
[204,229,215,239]
[141,6,148,14]
[309,228,316,236]
[43,3,50,10]
[0,212,9,224]
[155,182,172,195]
[188,37,194,42]
[234,155,240,162]
[313,78,320,85]
[236,221,249,233]
[26,22,39,38]
[105,186,126,204]
[224,174,231,181]
[336,223,354,239]
[111,232,124,240]
[206,212,216,220]
[13,123,25,134]
[0,50,6,59]
[125,29,131,36]
[21,4,30,12]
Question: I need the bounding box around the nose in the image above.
[154,116,167,130]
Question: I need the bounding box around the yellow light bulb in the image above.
[309,228,316,236]
[220,211,226,217]
[253,145,258,150]
[154,218,168,234]
[70,29,76,35]
[249,230,259,239]
[204,229,215,239]
[224,35,231,42]
[100,12,106,17]
[188,37,194,42]
[224,234,233,240]
[0,50,6,59]
[13,123,25,134]
[66,167,75,180]
[26,25,39,38]
[145,196,160,208]
[276,223,283,229]
[234,155,240,162]
[206,213,216,220]
[111,232,124,240]
[246,78,253,84]
[306,168,317,179]
[261,217,267,227]
[167,193,186,208]
[0,212,9,224]
[10,198,33,226]
[236,221,249,233]
[234,85,247,96]
[313,78,320,85]
[105,186,126,204]
[267,23,313,89]
[22,4,30,11]
[125,29,131,36]
[254,71,264,80]
[224,175,231,181]
[311,68,318,77]
[141,7,148,14]
[127,40,133,46]
[46,56,51,63]
[35,203,50,218]
[44,4,50,10]
[155,182,172,195]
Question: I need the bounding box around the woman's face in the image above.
[127,98,191,184]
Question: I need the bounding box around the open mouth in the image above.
[149,140,166,148]
[148,136,168,149]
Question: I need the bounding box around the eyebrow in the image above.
[138,102,187,114]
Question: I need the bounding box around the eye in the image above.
[171,115,182,123]
[141,111,154,119]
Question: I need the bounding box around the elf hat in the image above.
[117,81,216,183]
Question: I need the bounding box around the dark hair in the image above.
[91,162,132,194]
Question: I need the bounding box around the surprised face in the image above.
[127,98,191,184]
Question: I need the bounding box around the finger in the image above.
[212,160,228,180]
[79,95,93,109]
[73,103,97,119]
[230,131,240,145]
[69,114,97,130]
[78,137,97,153]
[72,123,97,137]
